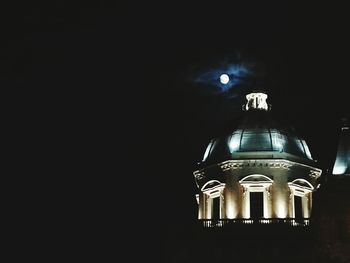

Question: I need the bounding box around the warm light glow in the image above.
[225,205,237,219]
[275,196,288,218]
[195,158,321,226]
[220,74,230,84]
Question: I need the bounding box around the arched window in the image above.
[201,180,225,198]
[240,174,273,184]
[240,175,273,219]
[288,179,314,220]
[200,180,225,219]
[289,179,314,191]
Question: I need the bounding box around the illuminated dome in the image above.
[193,91,322,227]
[201,92,314,166]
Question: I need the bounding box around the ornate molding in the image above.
[269,161,292,170]
[220,162,244,171]
[202,159,321,174]
[309,169,321,179]
[194,171,205,180]
[218,160,297,172]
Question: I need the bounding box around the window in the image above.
[294,195,302,221]
[250,192,264,218]
[212,197,220,219]
[240,174,273,219]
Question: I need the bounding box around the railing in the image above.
[200,218,310,227]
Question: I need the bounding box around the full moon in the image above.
[220,74,230,84]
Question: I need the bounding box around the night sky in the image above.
[8,2,349,261]
[139,5,349,261]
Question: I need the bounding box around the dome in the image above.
[332,118,350,175]
[201,109,314,166]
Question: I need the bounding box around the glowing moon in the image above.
[220,74,230,84]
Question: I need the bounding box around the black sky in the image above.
[6,2,349,260]
[134,6,350,260]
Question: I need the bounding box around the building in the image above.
[193,90,346,228]
[187,91,350,262]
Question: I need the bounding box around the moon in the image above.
[220,74,230,84]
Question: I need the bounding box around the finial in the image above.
[243,91,271,111]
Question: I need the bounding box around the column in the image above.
[302,192,312,218]
[220,190,225,219]
[224,176,241,219]
[198,192,206,219]
[241,187,250,218]
[206,195,213,219]
[271,180,289,218]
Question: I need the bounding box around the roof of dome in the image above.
[332,119,350,176]
[201,110,314,166]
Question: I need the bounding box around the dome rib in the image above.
[201,111,314,165]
